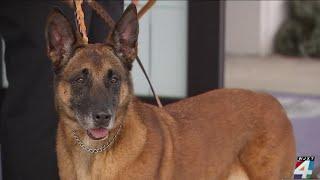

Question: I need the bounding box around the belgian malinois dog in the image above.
[45,4,296,180]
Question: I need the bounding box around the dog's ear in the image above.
[110,4,139,70]
[45,9,76,72]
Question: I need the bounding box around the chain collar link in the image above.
[72,124,123,154]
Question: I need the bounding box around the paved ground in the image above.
[273,92,320,177]
[271,92,320,155]
[225,55,320,95]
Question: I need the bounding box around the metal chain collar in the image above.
[72,124,123,154]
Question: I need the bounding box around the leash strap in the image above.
[135,0,156,19]
[86,1,115,31]
[73,0,89,43]
[136,56,163,108]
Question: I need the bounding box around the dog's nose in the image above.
[93,112,111,122]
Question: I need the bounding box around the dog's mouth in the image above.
[87,128,109,140]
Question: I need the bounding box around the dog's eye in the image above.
[75,77,85,84]
[71,68,88,84]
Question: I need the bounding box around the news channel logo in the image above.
[294,156,316,179]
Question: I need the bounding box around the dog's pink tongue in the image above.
[88,128,108,139]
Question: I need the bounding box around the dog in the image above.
[45,4,296,180]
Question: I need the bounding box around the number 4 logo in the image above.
[294,160,314,179]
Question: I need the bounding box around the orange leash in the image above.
[137,0,156,19]
[73,0,88,44]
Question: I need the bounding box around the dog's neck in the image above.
[59,99,148,178]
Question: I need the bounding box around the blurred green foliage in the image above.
[274,0,320,57]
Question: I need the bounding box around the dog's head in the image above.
[45,5,138,140]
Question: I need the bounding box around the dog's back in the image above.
[163,89,296,179]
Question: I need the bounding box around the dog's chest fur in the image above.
[57,100,175,179]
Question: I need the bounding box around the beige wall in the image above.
[125,1,188,97]
[226,0,286,56]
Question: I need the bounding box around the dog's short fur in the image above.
[45,4,296,180]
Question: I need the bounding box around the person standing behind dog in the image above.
[0,1,123,179]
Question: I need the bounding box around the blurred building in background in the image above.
[226,0,285,56]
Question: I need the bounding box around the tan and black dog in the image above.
[45,4,296,180]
